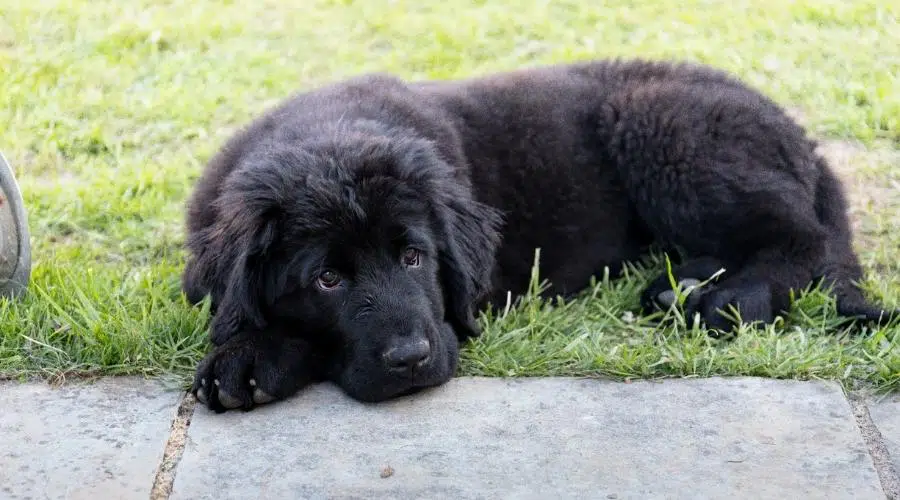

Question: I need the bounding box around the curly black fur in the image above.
[182,59,897,412]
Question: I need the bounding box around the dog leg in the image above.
[605,81,838,332]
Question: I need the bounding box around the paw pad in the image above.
[655,278,703,308]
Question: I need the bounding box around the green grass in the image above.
[1,0,898,392]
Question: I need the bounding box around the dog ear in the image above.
[436,192,503,340]
[207,216,279,345]
[184,200,281,346]
[181,250,215,307]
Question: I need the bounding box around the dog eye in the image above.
[401,248,420,267]
[316,270,342,290]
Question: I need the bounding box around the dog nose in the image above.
[383,339,431,372]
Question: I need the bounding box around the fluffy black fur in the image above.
[182,59,897,412]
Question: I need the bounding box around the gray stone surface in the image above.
[0,378,181,500]
[870,392,900,475]
[173,376,884,500]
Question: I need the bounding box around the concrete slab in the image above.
[173,376,884,500]
[0,377,182,500]
[869,392,900,474]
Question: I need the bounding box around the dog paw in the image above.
[691,281,774,334]
[654,278,704,309]
[640,261,776,335]
[192,337,316,413]
[641,257,728,315]
[641,277,706,312]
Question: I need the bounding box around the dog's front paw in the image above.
[192,336,320,413]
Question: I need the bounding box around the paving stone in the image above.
[0,378,181,500]
[869,392,900,475]
[173,376,883,499]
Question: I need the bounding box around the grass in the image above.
[1,0,898,392]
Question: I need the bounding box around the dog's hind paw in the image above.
[652,278,703,309]
[640,256,728,314]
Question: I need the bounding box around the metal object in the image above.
[0,151,31,298]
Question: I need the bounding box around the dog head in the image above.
[185,125,503,402]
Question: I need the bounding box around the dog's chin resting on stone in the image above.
[182,58,898,412]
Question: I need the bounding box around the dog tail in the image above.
[812,151,898,326]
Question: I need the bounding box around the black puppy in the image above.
[182,59,897,412]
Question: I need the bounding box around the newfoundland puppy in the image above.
[182,59,896,412]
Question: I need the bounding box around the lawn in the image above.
[1,0,898,392]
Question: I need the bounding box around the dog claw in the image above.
[247,378,275,404]
[253,388,276,404]
[217,389,243,409]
